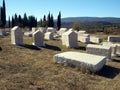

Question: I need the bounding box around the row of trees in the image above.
[0,0,62,30]
[0,0,6,28]
[39,12,61,30]
[10,13,37,28]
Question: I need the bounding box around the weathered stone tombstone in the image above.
[90,36,103,44]
[108,35,120,42]
[58,28,68,36]
[62,30,78,48]
[53,51,106,72]
[0,29,6,37]
[102,42,117,56]
[47,27,56,33]
[32,27,37,33]
[86,44,112,61]
[11,26,23,45]
[32,30,45,46]
[44,32,54,40]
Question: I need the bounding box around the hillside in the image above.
[62,17,120,23]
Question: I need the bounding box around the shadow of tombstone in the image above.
[96,65,120,79]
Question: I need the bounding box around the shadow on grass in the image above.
[43,44,61,51]
[20,44,41,50]
[74,46,86,51]
[0,47,2,51]
[96,65,120,79]
[112,58,120,63]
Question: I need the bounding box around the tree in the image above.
[50,14,54,27]
[2,0,6,27]
[47,12,51,27]
[28,15,37,28]
[72,22,80,31]
[12,16,15,27]
[8,16,11,28]
[18,15,23,27]
[23,13,28,27]
[57,11,61,30]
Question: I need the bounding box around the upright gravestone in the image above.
[62,30,78,48]
[44,32,54,40]
[11,26,23,45]
[32,30,45,46]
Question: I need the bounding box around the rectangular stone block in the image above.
[108,35,120,42]
[86,44,112,61]
[53,52,106,72]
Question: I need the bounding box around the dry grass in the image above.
[0,32,120,90]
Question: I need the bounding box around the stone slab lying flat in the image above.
[53,52,106,72]
[108,35,120,42]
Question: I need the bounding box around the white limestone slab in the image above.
[78,36,90,43]
[102,42,117,56]
[11,26,23,45]
[86,44,112,61]
[24,31,32,37]
[44,32,54,40]
[108,35,120,42]
[62,30,78,48]
[47,27,56,33]
[58,28,68,36]
[53,52,106,72]
[90,36,103,43]
[32,30,45,46]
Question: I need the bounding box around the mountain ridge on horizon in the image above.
[61,17,120,23]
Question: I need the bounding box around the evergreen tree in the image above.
[23,13,28,27]
[57,12,61,30]
[47,12,51,27]
[12,16,15,27]
[2,0,6,27]
[43,15,47,27]
[50,14,54,27]
[18,15,23,27]
[8,16,11,28]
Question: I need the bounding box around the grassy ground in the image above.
[0,33,120,90]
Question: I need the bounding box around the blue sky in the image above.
[0,0,120,20]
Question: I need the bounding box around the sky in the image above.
[0,0,120,20]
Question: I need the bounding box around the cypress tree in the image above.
[50,14,54,27]
[12,16,15,27]
[2,0,6,27]
[23,13,28,27]
[8,16,11,28]
[47,12,51,27]
[57,11,61,30]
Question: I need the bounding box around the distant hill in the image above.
[60,17,120,28]
[61,17,120,23]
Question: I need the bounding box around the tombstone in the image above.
[58,28,68,36]
[108,35,120,42]
[38,27,47,33]
[11,26,23,45]
[53,52,106,72]
[62,30,78,48]
[47,27,56,33]
[78,36,90,43]
[32,30,45,46]
[32,27,37,33]
[90,36,103,44]
[86,44,112,61]
[0,29,6,37]
[102,42,117,56]
[78,30,86,35]
[114,44,120,56]
[24,31,32,37]
[44,32,54,40]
